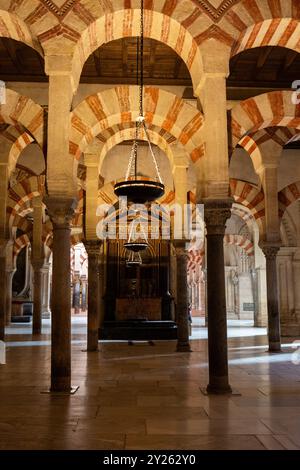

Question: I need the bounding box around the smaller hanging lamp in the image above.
[126,250,142,267]
[124,215,148,253]
[114,0,165,204]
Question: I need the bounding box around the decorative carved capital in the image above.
[260,243,281,260]
[173,239,189,257]
[31,258,45,271]
[44,196,77,228]
[84,240,102,259]
[203,198,233,236]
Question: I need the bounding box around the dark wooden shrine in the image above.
[99,239,177,340]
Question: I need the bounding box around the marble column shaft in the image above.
[85,241,101,351]
[5,270,14,325]
[0,254,6,341]
[204,199,232,394]
[174,241,191,352]
[261,245,281,351]
[45,197,77,392]
[32,261,44,335]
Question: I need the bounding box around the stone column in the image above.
[257,147,282,348]
[261,244,281,351]
[80,275,87,311]
[31,195,45,334]
[173,240,191,352]
[45,55,76,196]
[204,199,232,394]
[45,196,77,392]
[5,269,15,325]
[195,43,230,200]
[98,258,105,334]
[42,263,51,319]
[72,273,80,314]
[277,248,296,335]
[293,249,300,325]
[84,240,101,351]
[32,260,44,335]
[0,161,8,339]
[255,267,268,327]
[0,249,6,341]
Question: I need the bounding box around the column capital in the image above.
[84,240,102,258]
[203,198,233,235]
[44,196,77,227]
[32,259,45,270]
[260,242,281,259]
[173,239,189,256]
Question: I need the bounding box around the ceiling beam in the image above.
[122,39,128,77]
[282,50,299,72]
[149,40,156,78]
[173,57,182,79]
[252,47,273,79]
[93,49,101,76]
[2,38,23,73]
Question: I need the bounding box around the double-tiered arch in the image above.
[70,86,205,184]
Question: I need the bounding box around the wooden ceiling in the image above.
[0,37,300,91]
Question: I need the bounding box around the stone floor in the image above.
[1,318,300,450]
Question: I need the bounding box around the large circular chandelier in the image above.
[114,0,165,204]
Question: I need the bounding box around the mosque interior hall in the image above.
[1,0,300,452]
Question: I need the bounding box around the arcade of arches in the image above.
[1,0,300,451]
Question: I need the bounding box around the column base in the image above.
[176,342,192,352]
[85,347,99,352]
[42,385,79,395]
[206,377,232,395]
[268,341,281,352]
[87,335,99,352]
[32,328,42,336]
[254,321,267,328]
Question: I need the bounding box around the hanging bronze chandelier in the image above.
[114,0,165,204]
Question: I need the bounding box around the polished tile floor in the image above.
[1,317,300,450]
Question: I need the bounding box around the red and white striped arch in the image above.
[230,178,265,234]
[70,86,204,164]
[6,176,45,230]
[224,234,254,257]
[231,91,300,149]
[62,1,300,89]
[2,1,300,91]
[278,181,300,218]
[0,89,44,147]
[0,9,42,53]
[13,233,31,259]
[71,3,203,90]
[8,132,35,177]
[94,122,179,175]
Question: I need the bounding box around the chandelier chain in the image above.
[122,0,164,186]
